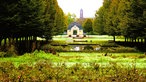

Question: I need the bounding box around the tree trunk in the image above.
[12,37,15,44]
[16,37,18,44]
[144,38,146,44]
[134,38,136,43]
[4,38,7,47]
[126,38,128,42]
[33,36,37,41]
[8,38,11,46]
[131,38,134,43]
[32,41,36,52]
[113,36,115,42]
[125,37,127,42]
[30,36,33,40]
[138,38,139,43]
[127,38,129,42]
[130,38,132,42]
[0,38,2,46]
[25,37,29,52]
[141,38,143,43]
[8,37,14,46]
[31,36,37,52]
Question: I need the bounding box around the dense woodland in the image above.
[94,0,146,43]
[0,0,66,54]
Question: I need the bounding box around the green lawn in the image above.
[1,51,146,68]
[59,52,146,68]
[52,35,125,42]
[46,35,125,45]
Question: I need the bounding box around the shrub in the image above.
[0,52,7,57]
[41,44,52,50]
[90,62,100,71]
[0,61,146,82]
[100,47,137,53]
[122,55,126,58]
[41,44,71,52]
[52,46,64,52]
[101,43,119,47]
[84,45,94,50]
[111,55,118,58]
[0,45,18,57]
[115,47,137,53]
[138,55,145,58]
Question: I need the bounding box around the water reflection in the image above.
[74,46,80,51]
[70,45,101,51]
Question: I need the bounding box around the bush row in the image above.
[100,47,138,53]
[0,61,146,82]
[41,44,70,53]
[41,44,138,53]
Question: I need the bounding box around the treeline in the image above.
[94,0,146,43]
[0,0,66,54]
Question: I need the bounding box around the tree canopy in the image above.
[0,0,66,42]
[83,18,93,34]
[94,0,146,42]
[0,0,66,53]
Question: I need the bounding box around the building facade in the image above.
[67,22,84,37]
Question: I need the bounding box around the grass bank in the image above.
[0,51,146,68]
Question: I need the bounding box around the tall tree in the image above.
[118,0,144,42]
[0,0,66,52]
[54,5,66,35]
[138,0,146,43]
[93,7,106,35]
[104,0,120,41]
[0,0,19,45]
[17,0,44,38]
[83,18,93,34]
[42,0,55,40]
[94,0,113,35]
[94,0,111,35]
[66,13,76,27]
[42,0,66,40]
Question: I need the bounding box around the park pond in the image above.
[68,44,101,51]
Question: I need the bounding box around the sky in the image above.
[57,0,103,18]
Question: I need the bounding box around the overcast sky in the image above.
[57,0,103,18]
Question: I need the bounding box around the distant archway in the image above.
[73,30,77,35]
[67,22,84,37]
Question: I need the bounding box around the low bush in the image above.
[0,61,146,82]
[116,47,137,52]
[138,55,146,58]
[84,45,94,50]
[101,43,119,47]
[41,44,71,53]
[0,45,18,57]
[99,47,138,53]
[0,52,7,57]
